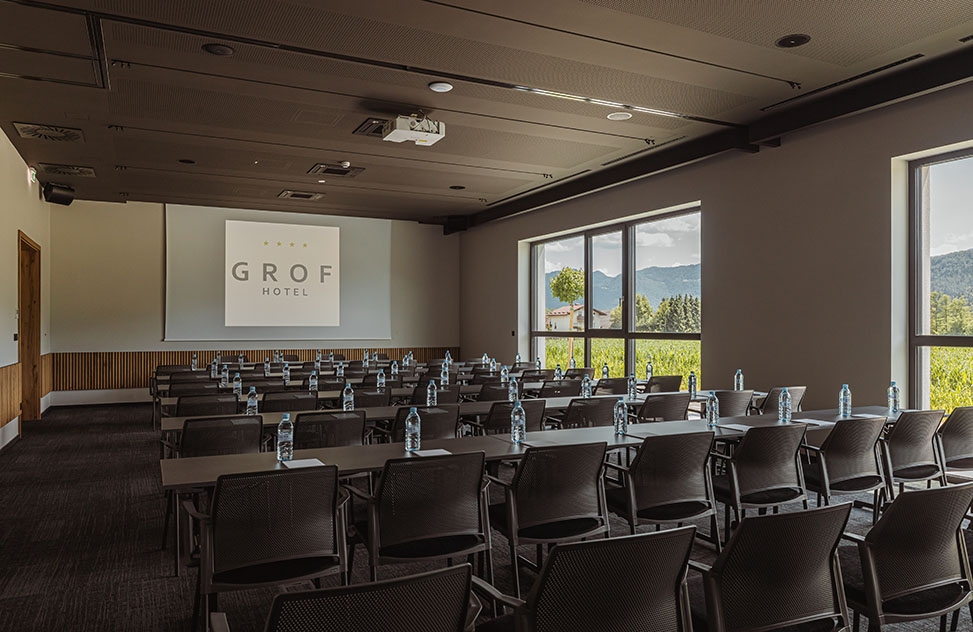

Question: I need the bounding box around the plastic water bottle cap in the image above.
[842,384,848,388]
[781,387,788,392]
[890,381,896,386]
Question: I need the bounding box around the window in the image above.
[910,149,973,411]
[531,209,701,381]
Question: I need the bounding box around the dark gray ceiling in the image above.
[1,0,972,227]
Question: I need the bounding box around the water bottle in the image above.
[273,350,280,363]
[362,352,369,369]
[445,349,452,363]
[316,349,322,363]
[535,356,542,370]
[405,407,421,452]
[569,355,576,369]
[282,362,291,386]
[839,384,852,417]
[688,371,697,399]
[778,387,792,423]
[645,360,653,382]
[613,398,628,435]
[328,351,334,363]
[888,381,900,413]
[601,363,610,379]
[500,365,510,384]
[314,357,321,374]
[510,401,526,444]
[482,352,489,365]
[440,363,450,387]
[373,351,379,362]
[377,368,386,389]
[263,357,270,377]
[554,364,563,381]
[308,371,318,392]
[237,353,244,365]
[516,351,522,364]
[581,375,592,398]
[391,360,399,377]
[490,357,498,372]
[216,351,222,366]
[706,391,719,426]
[221,364,229,387]
[232,372,242,396]
[276,413,293,462]
[191,353,198,370]
[336,362,344,378]
[343,383,355,411]
[210,358,217,378]
[246,387,258,415]
[734,369,744,391]
[627,373,637,400]
[507,377,518,402]
[426,380,438,406]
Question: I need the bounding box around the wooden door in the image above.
[18,231,41,423]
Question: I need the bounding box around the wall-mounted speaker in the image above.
[42,182,74,206]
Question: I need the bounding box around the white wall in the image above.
[460,81,973,410]
[51,201,460,352]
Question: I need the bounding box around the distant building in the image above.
[546,304,611,330]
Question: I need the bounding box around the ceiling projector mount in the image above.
[382,112,445,146]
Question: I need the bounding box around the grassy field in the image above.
[540,337,701,385]
[930,346,973,412]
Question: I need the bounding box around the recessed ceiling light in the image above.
[202,43,235,56]
[606,111,633,121]
[317,179,326,183]
[178,158,196,165]
[428,81,453,93]
[449,185,466,190]
[253,160,259,165]
[776,34,811,48]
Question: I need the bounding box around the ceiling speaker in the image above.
[42,183,75,206]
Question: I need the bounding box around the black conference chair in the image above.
[749,386,807,415]
[879,409,947,501]
[470,400,546,436]
[557,397,616,429]
[635,392,691,422]
[536,380,582,398]
[939,406,973,473]
[646,375,683,393]
[411,384,461,404]
[593,378,628,395]
[294,410,367,448]
[175,394,238,417]
[478,383,511,402]
[260,390,318,413]
[381,404,461,442]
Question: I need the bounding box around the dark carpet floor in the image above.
[0,404,964,631]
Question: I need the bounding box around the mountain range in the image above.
[545,264,701,312]
[931,247,973,303]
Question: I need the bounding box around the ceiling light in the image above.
[776,34,811,48]
[606,111,632,121]
[512,86,696,121]
[449,185,466,190]
[202,43,235,56]
[317,179,326,183]
[428,81,453,93]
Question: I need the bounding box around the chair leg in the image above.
[192,570,201,632]
[951,608,960,632]
[853,611,859,632]
[709,513,722,553]
[510,540,522,599]
[940,614,947,632]
[536,543,544,569]
[161,490,172,550]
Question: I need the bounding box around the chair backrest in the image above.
[246,379,295,394]
[628,432,714,513]
[471,365,499,375]
[375,452,486,550]
[331,353,346,361]
[711,389,754,417]
[561,397,617,429]
[520,369,555,382]
[362,373,402,388]
[294,410,366,448]
[354,388,392,408]
[863,483,973,600]
[260,391,318,413]
[564,367,594,380]
[538,380,582,398]
[168,372,218,383]
[265,565,473,632]
[210,467,340,578]
[179,416,263,457]
[176,393,239,417]
[169,381,220,396]
[818,416,886,485]
[886,409,945,471]
[376,353,389,360]
[527,527,695,632]
[637,392,691,422]
[472,373,503,385]
[157,364,192,375]
[706,503,852,631]
[759,386,808,413]
[594,378,628,395]
[281,353,299,362]
[477,383,510,402]
[511,442,607,530]
[939,406,973,466]
[731,423,807,498]
[482,400,547,434]
[317,379,346,392]
[646,375,683,393]
[410,384,461,405]
[392,405,460,441]
[417,371,458,388]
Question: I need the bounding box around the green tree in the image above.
[609,294,653,329]
[930,291,973,335]
[549,266,585,356]
[648,294,701,333]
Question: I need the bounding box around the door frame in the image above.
[18,230,41,425]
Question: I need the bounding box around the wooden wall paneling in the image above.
[0,362,22,428]
[41,353,52,396]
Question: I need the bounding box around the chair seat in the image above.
[838,545,969,615]
[212,555,341,585]
[801,463,884,494]
[712,474,804,507]
[605,487,712,522]
[946,456,973,471]
[891,464,942,481]
[380,534,487,559]
[474,614,514,632]
[489,503,605,541]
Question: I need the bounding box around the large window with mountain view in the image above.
[911,149,973,412]
[531,209,701,384]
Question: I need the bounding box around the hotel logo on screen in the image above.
[224,220,340,327]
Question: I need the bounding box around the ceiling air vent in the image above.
[37,163,96,178]
[307,163,365,178]
[13,122,85,143]
[278,190,324,201]
[352,118,389,138]
[960,34,973,43]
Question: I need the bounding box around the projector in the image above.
[382,115,446,146]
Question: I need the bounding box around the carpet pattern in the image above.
[0,404,962,631]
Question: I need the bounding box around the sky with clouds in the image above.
[929,156,973,257]
[542,213,700,276]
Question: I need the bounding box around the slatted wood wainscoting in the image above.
[52,348,461,391]
[0,355,52,429]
